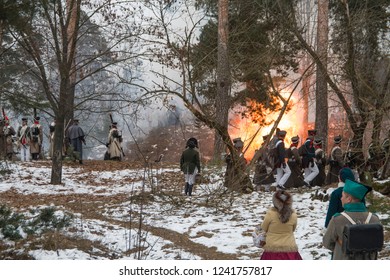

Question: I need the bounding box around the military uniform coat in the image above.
[299,139,316,168]
[253,147,275,185]
[284,146,304,188]
[30,123,43,154]
[180,147,200,174]
[66,123,85,159]
[107,127,123,160]
[326,145,344,185]
[3,125,16,157]
[17,124,31,147]
[312,148,326,186]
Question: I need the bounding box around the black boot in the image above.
[184,183,189,195]
[188,184,193,196]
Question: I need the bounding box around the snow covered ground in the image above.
[0,160,389,261]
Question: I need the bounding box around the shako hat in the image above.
[22,117,28,121]
[343,179,372,200]
[291,135,299,144]
[277,130,287,138]
[308,129,317,136]
[313,138,322,145]
[34,116,40,121]
[334,135,342,144]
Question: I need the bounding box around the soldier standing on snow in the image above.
[326,135,344,185]
[311,138,326,187]
[66,119,86,164]
[273,130,291,190]
[224,137,252,192]
[299,129,319,187]
[17,117,32,161]
[284,135,305,189]
[30,116,43,160]
[2,117,16,160]
[180,139,201,196]
[48,118,56,159]
[106,122,123,161]
[253,135,275,191]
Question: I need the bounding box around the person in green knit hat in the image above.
[323,179,382,260]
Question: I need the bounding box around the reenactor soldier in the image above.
[66,119,86,164]
[326,135,344,185]
[224,137,252,192]
[284,135,305,189]
[48,119,56,159]
[30,116,43,160]
[17,117,32,161]
[253,135,275,191]
[180,138,201,196]
[106,122,123,161]
[299,129,319,187]
[311,138,326,187]
[2,117,16,160]
[273,130,291,190]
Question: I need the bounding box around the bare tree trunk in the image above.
[66,0,78,121]
[315,0,329,149]
[213,0,230,163]
[301,58,310,130]
[51,0,81,184]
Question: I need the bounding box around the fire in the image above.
[228,91,306,160]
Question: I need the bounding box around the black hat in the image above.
[277,130,287,138]
[187,140,196,149]
[73,119,79,122]
[308,129,317,136]
[186,137,198,148]
[334,135,342,144]
[291,135,299,144]
[262,135,268,141]
[22,117,28,121]
[112,122,117,126]
[313,138,322,145]
[34,116,40,121]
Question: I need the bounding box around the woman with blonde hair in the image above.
[259,190,302,260]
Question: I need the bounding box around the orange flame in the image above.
[228,91,306,160]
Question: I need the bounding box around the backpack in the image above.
[341,212,383,257]
[32,126,40,136]
[268,140,282,166]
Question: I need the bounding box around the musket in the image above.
[344,137,351,164]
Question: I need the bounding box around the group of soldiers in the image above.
[0,115,125,163]
[0,116,43,161]
[253,129,390,191]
